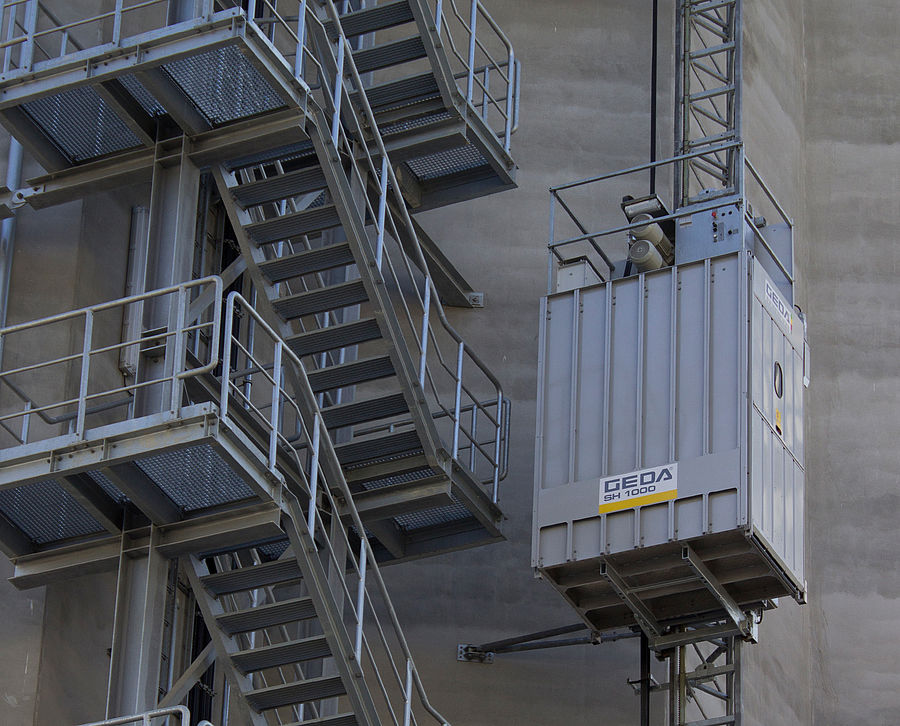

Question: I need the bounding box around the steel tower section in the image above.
[675,0,741,208]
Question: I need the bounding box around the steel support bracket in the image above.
[457,644,494,664]
[682,545,750,636]
[600,560,662,637]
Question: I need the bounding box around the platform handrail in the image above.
[0,276,222,445]
[76,705,195,726]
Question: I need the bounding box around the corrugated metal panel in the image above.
[535,251,805,614]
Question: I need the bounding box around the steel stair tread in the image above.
[322,392,409,429]
[352,72,440,115]
[202,559,302,595]
[326,0,413,39]
[246,675,346,711]
[353,36,426,74]
[273,279,369,319]
[307,355,395,392]
[246,204,342,246]
[217,597,318,635]
[286,317,383,356]
[335,429,423,466]
[259,243,356,283]
[281,715,357,726]
[232,635,332,674]
[232,167,327,207]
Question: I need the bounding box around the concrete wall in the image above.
[0,0,897,724]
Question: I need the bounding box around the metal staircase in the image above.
[205,0,511,564]
[183,293,451,726]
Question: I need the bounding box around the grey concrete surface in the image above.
[0,0,897,724]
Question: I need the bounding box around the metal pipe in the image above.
[650,0,658,194]
[641,631,651,726]
[465,0,477,104]
[478,623,588,652]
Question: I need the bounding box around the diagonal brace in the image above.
[600,560,661,637]
[682,545,749,635]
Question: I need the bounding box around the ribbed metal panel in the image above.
[0,479,104,543]
[135,444,254,511]
[22,86,142,162]
[162,46,284,125]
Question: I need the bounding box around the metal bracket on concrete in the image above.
[457,644,494,664]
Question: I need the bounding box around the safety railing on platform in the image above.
[547,143,794,293]
[221,291,451,726]
[431,0,520,151]
[0,276,222,449]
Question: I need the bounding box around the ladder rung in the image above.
[246,675,346,711]
[353,36,426,74]
[325,0,413,39]
[273,279,369,319]
[308,355,395,393]
[322,392,409,429]
[217,597,317,635]
[259,242,356,282]
[335,429,422,466]
[232,167,327,207]
[286,317,383,356]
[246,205,342,246]
[232,635,332,674]
[202,559,301,596]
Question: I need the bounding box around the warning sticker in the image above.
[598,463,678,514]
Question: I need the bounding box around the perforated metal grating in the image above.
[87,470,129,504]
[135,444,254,511]
[405,144,487,181]
[22,86,143,162]
[0,479,105,544]
[360,466,436,491]
[162,46,285,126]
[393,497,471,532]
[380,111,454,137]
[119,74,167,117]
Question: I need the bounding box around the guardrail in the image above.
[431,0,520,151]
[547,143,794,293]
[0,276,221,448]
[77,705,211,726]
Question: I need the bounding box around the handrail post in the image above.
[465,0,477,104]
[269,340,283,470]
[451,341,463,458]
[20,399,31,443]
[21,0,37,72]
[307,414,321,540]
[76,310,93,438]
[294,0,307,79]
[168,286,188,414]
[402,659,413,726]
[418,280,431,387]
[435,0,443,36]
[331,38,345,146]
[354,538,367,662]
[468,403,477,470]
[503,48,515,151]
[375,154,388,270]
[112,0,124,45]
[492,392,502,502]
[220,294,235,421]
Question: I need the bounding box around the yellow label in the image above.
[599,488,678,514]
[775,408,783,432]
